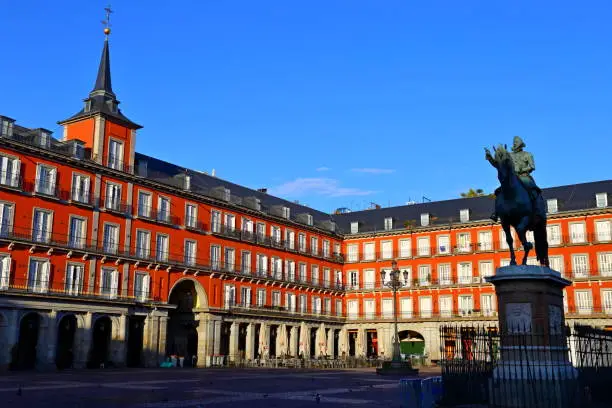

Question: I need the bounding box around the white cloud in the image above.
[316,166,331,172]
[269,177,377,198]
[351,168,395,174]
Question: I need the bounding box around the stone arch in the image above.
[398,329,426,356]
[169,277,209,311]
[89,315,112,368]
[14,312,41,370]
[56,314,78,369]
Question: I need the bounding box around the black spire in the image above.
[92,37,114,96]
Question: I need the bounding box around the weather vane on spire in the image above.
[102,5,113,36]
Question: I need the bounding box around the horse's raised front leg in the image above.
[502,222,516,265]
[516,216,533,265]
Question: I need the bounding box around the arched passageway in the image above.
[89,316,112,368]
[309,328,317,356]
[126,316,145,367]
[13,312,40,370]
[269,325,278,358]
[333,329,340,358]
[398,330,425,356]
[348,331,357,357]
[56,315,77,369]
[238,323,248,359]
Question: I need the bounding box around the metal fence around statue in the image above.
[439,324,612,408]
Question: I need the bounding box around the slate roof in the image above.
[332,180,612,234]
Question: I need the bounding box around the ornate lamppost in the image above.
[380,260,408,366]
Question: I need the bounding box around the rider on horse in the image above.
[486,136,542,222]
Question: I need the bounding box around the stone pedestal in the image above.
[486,265,579,408]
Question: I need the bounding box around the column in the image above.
[245,323,254,360]
[357,327,366,357]
[111,314,127,366]
[327,328,334,358]
[229,321,240,362]
[196,315,209,368]
[75,312,93,368]
[157,316,168,365]
[260,322,269,358]
[38,311,58,369]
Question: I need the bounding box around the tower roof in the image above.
[92,38,114,96]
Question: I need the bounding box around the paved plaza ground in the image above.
[0,367,438,407]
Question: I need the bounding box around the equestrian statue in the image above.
[485,136,549,267]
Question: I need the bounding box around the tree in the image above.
[460,188,486,198]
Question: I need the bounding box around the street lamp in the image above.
[380,260,409,366]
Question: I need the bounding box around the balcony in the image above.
[91,154,134,174]
[102,200,131,216]
[349,309,498,322]
[60,187,94,206]
[227,302,344,322]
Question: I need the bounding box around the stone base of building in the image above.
[376,361,419,376]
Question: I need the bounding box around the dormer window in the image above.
[350,222,359,234]
[546,199,558,214]
[184,174,191,191]
[460,209,470,223]
[84,100,92,112]
[306,214,313,226]
[0,117,14,137]
[282,206,290,219]
[223,188,230,201]
[420,213,430,227]
[596,193,608,208]
[38,130,51,148]
[384,217,393,231]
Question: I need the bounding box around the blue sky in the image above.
[2,1,611,213]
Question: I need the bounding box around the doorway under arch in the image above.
[398,330,425,356]
[89,316,112,368]
[56,314,77,369]
[13,312,40,370]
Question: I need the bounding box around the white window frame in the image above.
[419,296,432,318]
[350,222,359,234]
[99,267,119,299]
[546,199,558,213]
[547,224,562,246]
[102,222,119,254]
[595,220,611,243]
[381,240,393,259]
[65,263,84,295]
[478,230,493,251]
[107,138,124,170]
[384,217,393,231]
[569,222,586,244]
[135,229,151,259]
[0,154,20,188]
[458,262,472,284]
[0,201,14,237]
[459,209,470,222]
[572,254,589,278]
[211,210,221,233]
[438,263,452,285]
[155,233,169,262]
[68,215,87,249]
[134,272,150,302]
[157,196,171,223]
[184,239,197,266]
[28,257,50,293]
[71,172,91,204]
[35,163,57,196]
[596,193,608,208]
[437,235,450,255]
[347,244,358,262]
[399,239,411,258]
[241,251,251,274]
[0,253,11,290]
[137,190,152,218]
[598,252,612,277]
[185,203,198,229]
[417,237,429,256]
[105,182,122,211]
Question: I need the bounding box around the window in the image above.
[546,199,558,213]
[500,259,511,267]
[298,233,306,252]
[478,231,493,251]
[156,234,169,262]
[438,264,451,285]
[0,154,19,187]
[334,242,341,256]
[596,221,611,242]
[241,287,252,308]
[526,230,535,244]
[547,224,562,246]
[108,139,124,170]
[549,256,564,274]
[286,260,295,281]
[347,244,358,262]
[363,242,375,260]
[137,191,152,218]
[211,211,221,233]
[0,202,14,237]
[157,197,170,222]
[272,257,282,279]
[35,164,56,196]
[349,270,359,289]
[596,193,608,208]
[0,255,11,290]
[419,296,432,318]
[311,265,319,285]
[401,297,413,318]
[458,263,472,284]
[99,267,118,298]
[603,290,612,314]
[575,290,592,314]
[570,223,586,244]
[72,173,90,203]
[102,223,119,254]
[499,229,511,250]
[105,183,121,211]
[346,300,358,319]
[282,206,290,219]
[335,270,343,288]
[224,248,235,271]
[384,217,393,231]
[311,236,318,255]
[286,230,295,250]
[242,218,253,236]
[420,213,430,227]
[439,296,452,317]
[482,294,495,316]
[272,291,281,307]
[224,213,236,231]
[257,289,266,307]
[336,300,342,316]
[286,292,296,312]
[437,235,450,255]
[479,261,494,279]
[256,254,268,276]
[323,267,330,287]
[364,299,375,319]
[305,214,313,226]
[271,226,281,245]
[350,222,359,234]
[572,254,589,278]
[418,265,430,286]
[460,209,470,222]
[224,285,236,309]
[323,240,330,257]
[599,253,612,276]
[68,216,86,249]
[135,230,150,259]
[32,209,52,243]
[364,269,375,289]
[382,299,393,318]
[28,258,50,293]
[241,251,251,274]
[0,118,13,137]
[134,272,150,302]
[417,237,429,256]
[185,204,197,228]
[459,295,473,315]
[399,239,411,258]
[256,222,266,241]
[184,240,197,266]
[378,241,392,259]
[299,294,307,313]
[457,233,471,253]
[299,263,307,282]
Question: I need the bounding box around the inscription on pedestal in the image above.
[548,305,563,335]
[506,302,532,333]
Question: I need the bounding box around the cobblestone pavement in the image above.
[0,368,436,407]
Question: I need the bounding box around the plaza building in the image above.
[0,35,610,370]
